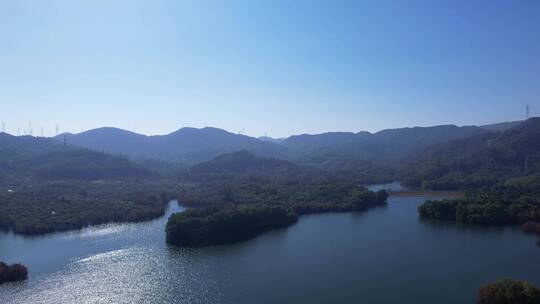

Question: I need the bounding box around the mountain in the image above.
[282,125,487,170]
[59,127,289,165]
[0,133,154,182]
[480,120,523,132]
[258,136,285,144]
[400,118,540,190]
[56,123,492,174]
[283,132,370,152]
[60,128,148,155]
[189,150,303,176]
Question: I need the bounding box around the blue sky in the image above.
[1,0,539,137]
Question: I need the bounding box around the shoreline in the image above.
[388,190,463,198]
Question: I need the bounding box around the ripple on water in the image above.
[2,246,225,304]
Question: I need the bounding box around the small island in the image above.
[167,179,388,247]
[477,279,540,304]
[0,261,28,284]
[166,205,298,247]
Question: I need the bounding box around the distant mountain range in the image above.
[0,133,154,182]
[3,118,535,187]
[58,127,289,165]
[53,122,511,170]
[282,125,487,169]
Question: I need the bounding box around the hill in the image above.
[258,136,285,144]
[189,150,303,177]
[52,124,491,181]
[401,118,540,190]
[59,127,289,165]
[0,133,155,182]
[282,125,487,171]
[480,120,523,132]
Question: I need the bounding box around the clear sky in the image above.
[1,0,539,137]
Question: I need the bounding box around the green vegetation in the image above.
[0,133,176,235]
[178,177,388,215]
[414,120,540,249]
[477,279,540,304]
[418,178,540,225]
[0,133,156,182]
[0,182,175,235]
[285,125,485,172]
[401,118,540,190]
[168,178,388,247]
[0,262,28,284]
[166,205,298,247]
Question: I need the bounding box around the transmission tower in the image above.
[55,125,59,136]
[28,122,33,136]
[526,104,530,119]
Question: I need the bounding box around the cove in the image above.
[1,193,539,303]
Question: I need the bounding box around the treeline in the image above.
[419,198,540,225]
[0,182,175,235]
[177,177,388,214]
[418,176,540,226]
[166,205,298,247]
[0,262,28,284]
[168,179,388,247]
[477,279,540,304]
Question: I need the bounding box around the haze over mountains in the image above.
[3,118,537,186]
[401,117,540,190]
[55,122,517,169]
[59,127,288,165]
[0,132,154,182]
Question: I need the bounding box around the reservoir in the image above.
[1,190,540,303]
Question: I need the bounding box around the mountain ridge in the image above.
[0,132,155,182]
[400,117,540,189]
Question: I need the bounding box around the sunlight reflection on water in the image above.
[2,198,540,304]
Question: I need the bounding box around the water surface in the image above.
[1,196,539,304]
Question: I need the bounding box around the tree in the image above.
[478,279,540,304]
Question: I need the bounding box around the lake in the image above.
[1,190,540,303]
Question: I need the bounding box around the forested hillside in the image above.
[401,118,540,190]
[284,125,487,169]
[0,133,155,182]
[188,150,305,178]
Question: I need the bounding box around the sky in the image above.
[1,0,539,138]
